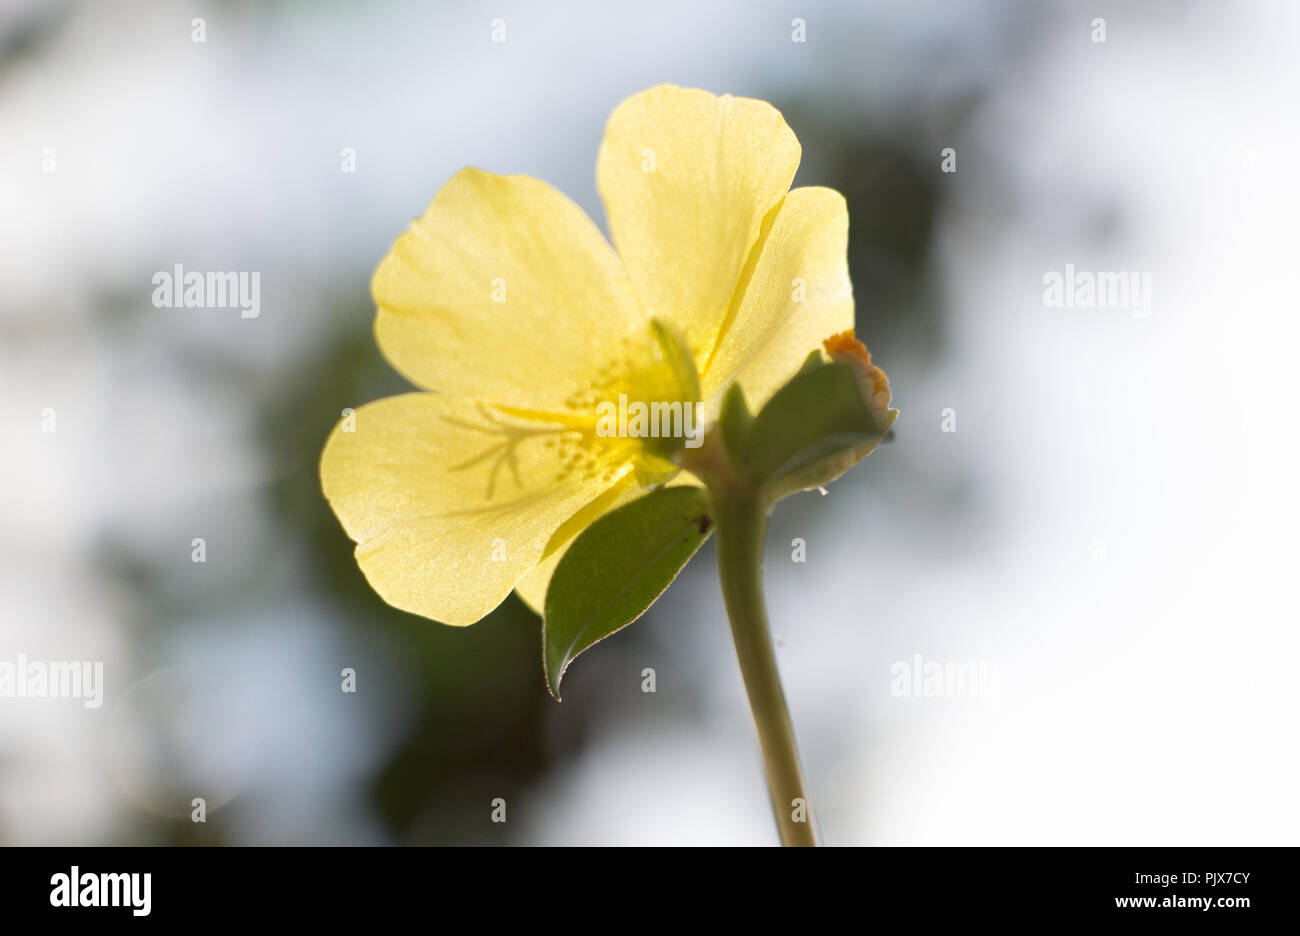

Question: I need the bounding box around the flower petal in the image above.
[597,85,801,369]
[373,169,645,410]
[320,393,633,626]
[701,187,854,412]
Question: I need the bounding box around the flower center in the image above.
[555,318,702,488]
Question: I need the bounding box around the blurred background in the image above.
[2,0,1297,845]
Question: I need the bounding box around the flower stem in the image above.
[712,493,818,846]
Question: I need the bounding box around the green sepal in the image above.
[542,486,713,699]
[743,358,894,502]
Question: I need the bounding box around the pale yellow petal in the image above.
[700,187,854,414]
[320,393,633,626]
[596,85,800,369]
[373,168,645,410]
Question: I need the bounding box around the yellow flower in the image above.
[321,84,856,626]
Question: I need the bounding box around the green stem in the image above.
[713,493,818,846]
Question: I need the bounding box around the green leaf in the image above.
[744,360,886,493]
[543,486,713,699]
